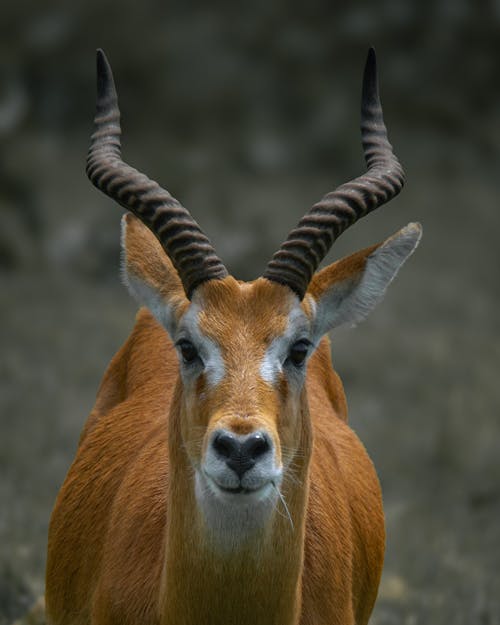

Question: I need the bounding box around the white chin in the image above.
[194,471,279,548]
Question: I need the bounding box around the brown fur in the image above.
[46,218,385,625]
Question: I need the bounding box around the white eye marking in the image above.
[204,341,225,387]
[259,306,311,386]
[177,303,225,388]
[260,340,284,384]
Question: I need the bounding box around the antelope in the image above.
[46,48,421,625]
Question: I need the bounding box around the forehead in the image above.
[190,277,309,346]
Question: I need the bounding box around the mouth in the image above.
[194,469,283,541]
[203,471,271,498]
[217,484,256,495]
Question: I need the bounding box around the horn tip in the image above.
[96,48,108,76]
[362,47,378,100]
[95,48,116,102]
[365,47,377,75]
[367,46,376,64]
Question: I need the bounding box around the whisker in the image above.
[281,444,307,455]
[283,470,302,487]
[264,489,290,526]
[272,482,294,531]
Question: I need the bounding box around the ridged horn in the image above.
[86,49,228,299]
[263,48,405,299]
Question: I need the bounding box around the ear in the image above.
[308,222,422,340]
[121,213,188,337]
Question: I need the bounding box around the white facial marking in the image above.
[177,301,225,387]
[259,340,283,385]
[195,470,279,551]
[195,430,284,550]
[259,305,311,385]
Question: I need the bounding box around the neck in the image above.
[160,395,312,625]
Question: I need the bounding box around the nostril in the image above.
[212,432,238,459]
[244,432,271,460]
[211,430,272,480]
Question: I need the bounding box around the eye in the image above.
[287,340,310,368]
[176,339,200,365]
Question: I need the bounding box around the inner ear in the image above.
[121,213,188,336]
[308,223,422,340]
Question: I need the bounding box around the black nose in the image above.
[212,431,271,478]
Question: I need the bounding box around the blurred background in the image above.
[1,1,499,623]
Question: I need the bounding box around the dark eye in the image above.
[287,340,310,368]
[176,339,199,365]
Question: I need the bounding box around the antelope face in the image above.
[122,213,421,540]
[173,277,314,533]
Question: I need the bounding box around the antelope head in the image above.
[86,49,421,544]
